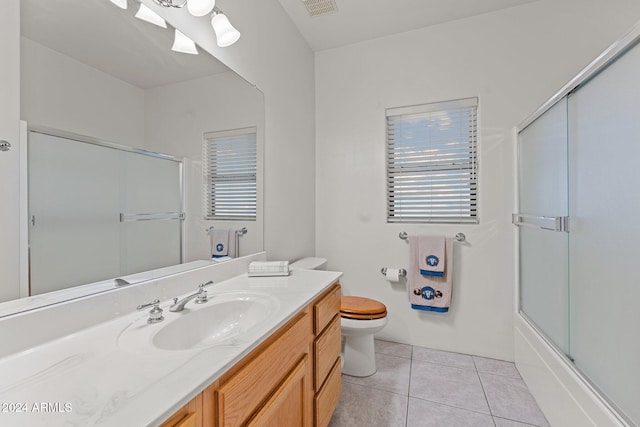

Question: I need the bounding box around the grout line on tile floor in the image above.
[408,394,499,419]
[404,346,414,426]
[473,356,497,426]
[341,376,412,398]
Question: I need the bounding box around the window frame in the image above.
[203,126,257,221]
[385,97,479,224]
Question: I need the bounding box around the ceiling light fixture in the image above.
[210,8,240,47]
[135,3,167,28]
[171,29,199,54]
[109,0,240,49]
[187,0,216,17]
[152,0,214,17]
[109,0,128,9]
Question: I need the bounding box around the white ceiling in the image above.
[277,0,539,51]
[21,0,230,89]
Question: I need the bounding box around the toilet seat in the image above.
[340,296,387,320]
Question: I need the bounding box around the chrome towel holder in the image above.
[398,231,466,242]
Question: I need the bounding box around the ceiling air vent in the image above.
[302,0,338,17]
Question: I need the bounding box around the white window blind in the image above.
[203,127,257,220]
[386,97,478,224]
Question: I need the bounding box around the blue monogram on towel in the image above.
[426,255,439,267]
[216,243,224,252]
[421,286,435,300]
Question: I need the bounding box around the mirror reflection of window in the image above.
[203,127,257,221]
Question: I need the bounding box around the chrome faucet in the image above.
[169,281,214,312]
[137,299,164,324]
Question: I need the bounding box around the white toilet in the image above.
[290,257,388,377]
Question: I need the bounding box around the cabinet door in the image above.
[247,357,310,427]
[216,311,311,426]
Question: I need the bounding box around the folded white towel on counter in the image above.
[248,261,290,277]
[408,236,453,313]
[419,236,446,277]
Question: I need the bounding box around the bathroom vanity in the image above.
[0,255,342,427]
[161,282,342,427]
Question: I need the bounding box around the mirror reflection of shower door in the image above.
[28,130,183,295]
[28,132,121,294]
[517,99,570,354]
[119,151,182,275]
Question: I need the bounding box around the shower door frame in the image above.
[514,20,640,427]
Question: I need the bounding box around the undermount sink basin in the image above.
[119,292,279,352]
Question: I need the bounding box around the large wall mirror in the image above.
[3,0,264,314]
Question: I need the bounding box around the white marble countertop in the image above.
[0,268,341,427]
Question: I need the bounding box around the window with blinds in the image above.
[203,127,257,220]
[386,97,478,224]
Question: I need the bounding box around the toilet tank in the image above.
[290,257,328,271]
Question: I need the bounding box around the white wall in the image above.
[143,0,317,262]
[21,38,145,147]
[0,0,20,303]
[314,0,640,360]
[144,71,265,261]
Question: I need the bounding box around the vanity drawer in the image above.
[216,309,312,426]
[314,358,341,427]
[314,283,341,335]
[314,314,341,391]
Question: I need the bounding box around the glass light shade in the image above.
[171,29,198,55]
[109,0,128,9]
[187,0,215,17]
[211,13,241,47]
[135,4,167,28]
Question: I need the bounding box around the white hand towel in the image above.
[210,228,230,257]
[408,236,453,313]
[419,236,446,277]
[248,261,290,277]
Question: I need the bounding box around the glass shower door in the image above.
[567,40,640,424]
[517,99,570,354]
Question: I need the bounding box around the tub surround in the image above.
[0,255,342,426]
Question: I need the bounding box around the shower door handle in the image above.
[512,213,568,232]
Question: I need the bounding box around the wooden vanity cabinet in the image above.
[161,282,342,427]
[160,394,203,427]
[312,285,342,427]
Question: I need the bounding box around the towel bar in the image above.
[399,232,466,242]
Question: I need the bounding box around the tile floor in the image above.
[329,340,549,427]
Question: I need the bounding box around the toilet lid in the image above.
[340,296,387,320]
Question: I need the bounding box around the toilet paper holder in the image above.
[381,267,407,277]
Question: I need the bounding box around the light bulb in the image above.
[171,29,199,55]
[211,13,240,47]
[135,3,167,28]
[187,0,215,17]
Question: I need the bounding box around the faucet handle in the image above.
[194,281,213,304]
[199,280,214,289]
[136,299,164,324]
